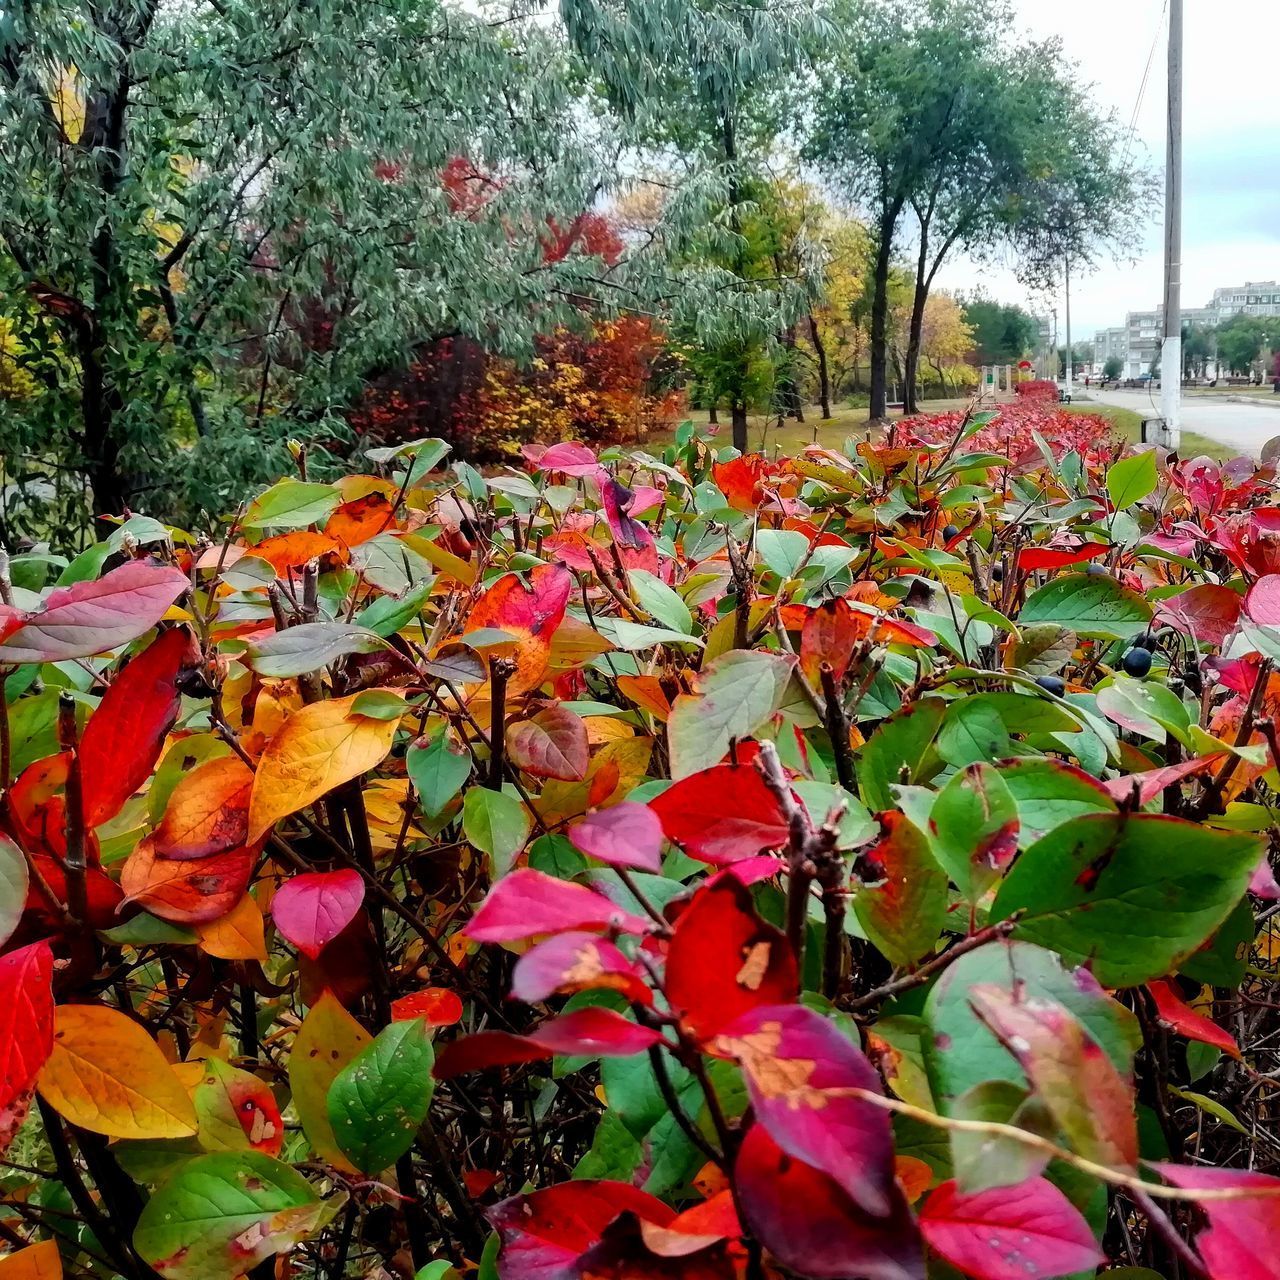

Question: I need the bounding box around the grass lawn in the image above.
[648,398,1234,462]
[1068,403,1232,462]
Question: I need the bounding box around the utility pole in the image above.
[1064,254,1073,399]
[1159,0,1183,449]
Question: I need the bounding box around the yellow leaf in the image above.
[401,531,476,586]
[539,737,653,825]
[38,1006,198,1139]
[288,993,370,1174]
[48,65,85,145]
[248,693,401,841]
[0,1241,62,1280]
[196,894,267,963]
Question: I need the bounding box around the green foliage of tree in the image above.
[1102,355,1124,380]
[1215,314,1271,376]
[1,0,638,531]
[807,0,1150,417]
[960,295,1040,364]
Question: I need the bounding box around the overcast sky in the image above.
[934,0,1280,339]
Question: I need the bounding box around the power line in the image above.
[1121,0,1168,168]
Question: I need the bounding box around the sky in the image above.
[934,0,1280,340]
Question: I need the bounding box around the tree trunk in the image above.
[869,196,905,421]
[808,313,832,419]
[707,402,718,424]
[904,242,930,416]
[731,401,749,453]
[778,325,803,422]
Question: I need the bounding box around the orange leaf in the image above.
[121,836,253,924]
[464,564,571,696]
[37,1005,197,1139]
[250,531,346,574]
[0,1241,62,1280]
[247,692,402,842]
[196,894,268,963]
[325,492,397,547]
[153,755,254,859]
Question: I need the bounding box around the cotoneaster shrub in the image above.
[2,409,1280,1280]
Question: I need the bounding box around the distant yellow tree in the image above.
[796,212,871,417]
[891,290,974,397]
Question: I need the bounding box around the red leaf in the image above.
[392,987,464,1026]
[272,869,366,959]
[735,1125,923,1280]
[648,763,789,865]
[665,878,797,1043]
[0,561,190,664]
[511,932,652,1006]
[800,598,861,687]
[919,1178,1104,1280]
[506,707,589,781]
[0,941,54,1155]
[1100,754,1227,806]
[465,564,572,696]
[433,1009,662,1079]
[1155,583,1243,647]
[486,1181,674,1280]
[464,868,648,943]
[712,1004,896,1218]
[1017,543,1109,572]
[79,627,195,828]
[1148,980,1241,1059]
[1153,1163,1280,1280]
[568,801,664,872]
[1245,574,1280,626]
[535,442,601,477]
[713,456,768,512]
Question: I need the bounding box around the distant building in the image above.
[1092,327,1126,375]
[1209,282,1280,319]
[1102,279,1280,378]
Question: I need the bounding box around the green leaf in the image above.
[755,528,809,578]
[462,787,532,875]
[853,814,948,967]
[950,1081,1054,1194]
[1106,450,1159,510]
[133,1151,341,1280]
[937,699,1009,768]
[923,939,1141,1114]
[243,480,339,531]
[997,757,1118,844]
[930,763,1018,901]
[1095,677,1192,745]
[0,837,28,948]
[407,731,471,818]
[992,813,1262,986]
[358,581,433,637]
[416,1264,461,1280]
[627,569,693,634]
[244,623,385,678]
[1019,573,1152,640]
[667,650,794,780]
[856,698,947,811]
[351,690,410,721]
[328,1019,435,1174]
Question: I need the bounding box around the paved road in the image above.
[1081,387,1280,457]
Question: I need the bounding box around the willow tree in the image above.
[561,0,828,451]
[0,0,615,529]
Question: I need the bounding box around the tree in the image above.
[809,0,1150,418]
[1182,323,1214,379]
[959,295,1039,364]
[559,0,827,452]
[798,212,872,415]
[914,291,975,392]
[0,1,627,527]
[1216,314,1269,376]
[1103,355,1124,380]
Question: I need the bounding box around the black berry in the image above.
[943,523,960,540]
[1120,647,1152,678]
[1035,675,1065,697]
[991,564,1004,582]
[1133,632,1157,651]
